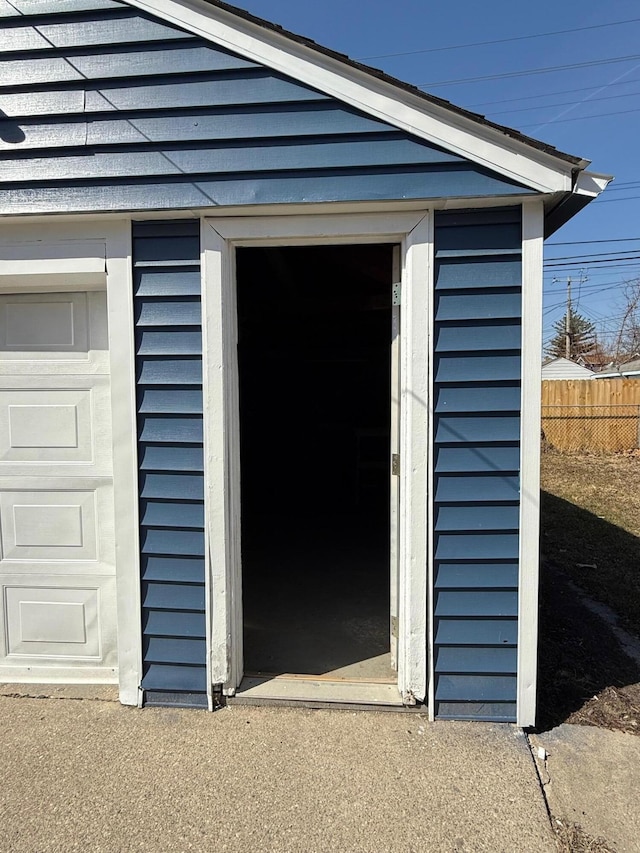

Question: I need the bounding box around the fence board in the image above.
[541,379,640,452]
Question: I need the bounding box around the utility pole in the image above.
[565,277,572,359]
[552,273,587,360]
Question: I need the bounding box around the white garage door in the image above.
[0,288,117,682]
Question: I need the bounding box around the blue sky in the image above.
[232,0,640,353]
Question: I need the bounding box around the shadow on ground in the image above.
[535,491,640,734]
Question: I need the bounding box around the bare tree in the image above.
[611,279,640,365]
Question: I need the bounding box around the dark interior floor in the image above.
[237,244,395,681]
[242,508,394,680]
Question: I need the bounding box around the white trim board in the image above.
[104,220,143,707]
[126,0,584,194]
[517,199,544,728]
[202,211,431,707]
[0,196,538,226]
[0,242,106,291]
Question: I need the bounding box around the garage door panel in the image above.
[0,482,115,568]
[0,378,112,473]
[0,490,97,560]
[0,291,108,374]
[0,291,88,358]
[1,576,117,665]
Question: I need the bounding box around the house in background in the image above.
[0,0,610,726]
[577,350,611,374]
[593,356,640,379]
[541,357,595,380]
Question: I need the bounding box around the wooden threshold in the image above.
[229,675,406,708]
[243,671,397,685]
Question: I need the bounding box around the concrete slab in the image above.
[0,682,119,702]
[531,724,640,853]
[0,696,555,853]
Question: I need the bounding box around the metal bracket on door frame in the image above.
[392,282,402,306]
[392,453,400,477]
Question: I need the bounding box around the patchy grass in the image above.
[552,819,618,853]
[538,451,640,736]
[536,561,640,735]
[540,451,640,634]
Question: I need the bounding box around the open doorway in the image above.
[236,244,396,686]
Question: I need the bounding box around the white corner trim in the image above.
[517,199,544,728]
[398,212,431,705]
[200,219,215,711]
[104,220,143,707]
[125,0,576,194]
[201,220,243,692]
[424,212,436,721]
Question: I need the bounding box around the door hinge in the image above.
[392,282,401,306]
[391,616,398,639]
[392,453,400,477]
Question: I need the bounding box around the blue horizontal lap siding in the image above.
[134,221,207,705]
[435,322,521,353]
[0,2,531,215]
[433,209,522,722]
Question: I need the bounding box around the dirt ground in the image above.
[538,451,640,737]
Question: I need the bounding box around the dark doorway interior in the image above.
[237,244,395,680]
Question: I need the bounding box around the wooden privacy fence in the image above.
[541,379,640,452]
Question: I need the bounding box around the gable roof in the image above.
[126,0,611,225]
[198,0,584,167]
[541,357,594,380]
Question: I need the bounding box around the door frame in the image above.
[202,211,432,706]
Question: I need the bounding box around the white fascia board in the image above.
[125,0,577,194]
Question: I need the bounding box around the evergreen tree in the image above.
[545,309,597,360]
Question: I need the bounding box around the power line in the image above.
[418,52,640,88]
[544,258,640,272]
[466,78,640,109]
[544,270,640,284]
[546,256,640,267]
[544,277,629,287]
[602,183,640,192]
[545,249,640,262]
[546,238,640,246]
[358,17,640,61]
[489,88,640,117]
[519,105,640,127]
[543,276,634,287]
[546,271,640,282]
[595,194,640,204]
[543,287,628,314]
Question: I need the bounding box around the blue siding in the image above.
[435,445,521,473]
[0,1,532,215]
[433,208,522,723]
[435,563,519,589]
[134,220,207,705]
[435,322,521,353]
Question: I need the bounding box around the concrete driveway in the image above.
[0,691,554,853]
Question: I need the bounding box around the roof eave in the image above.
[543,171,614,236]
